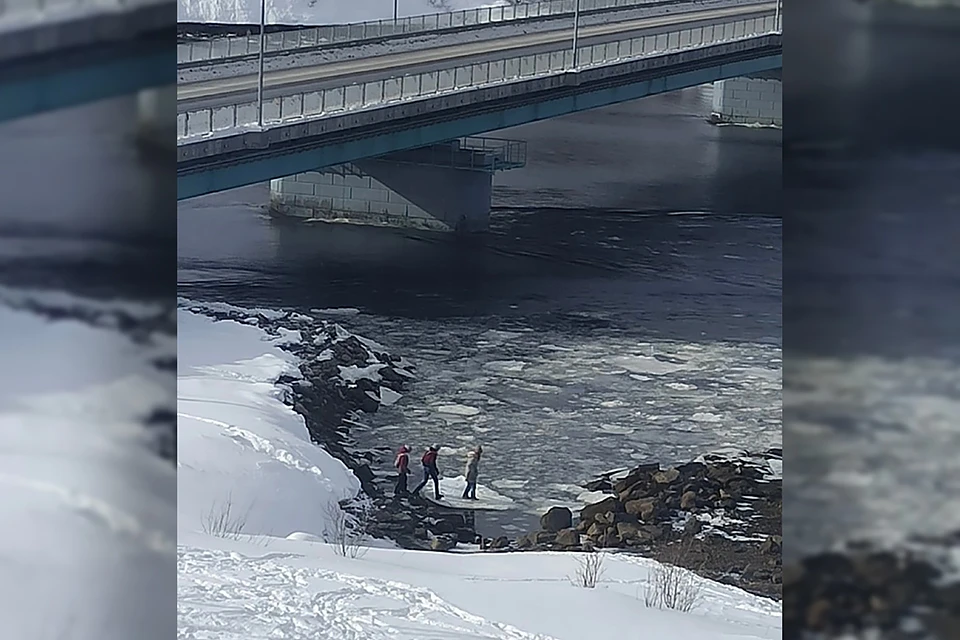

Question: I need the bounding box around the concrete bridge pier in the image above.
[269,139,525,233]
[710,70,782,127]
[136,86,176,153]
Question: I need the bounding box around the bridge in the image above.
[177,0,782,232]
[1,0,174,143]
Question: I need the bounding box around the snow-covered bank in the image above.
[177,309,361,538]
[179,530,782,639]
[0,290,175,639]
[177,305,782,638]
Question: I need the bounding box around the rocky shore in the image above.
[180,302,482,548]
[500,449,783,599]
[181,302,783,598]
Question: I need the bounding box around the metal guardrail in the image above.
[364,137,528,172]
[460,136,528,170]
[177,14,779,141]
[178,0,680,65]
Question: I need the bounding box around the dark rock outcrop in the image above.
[540,506,573,533]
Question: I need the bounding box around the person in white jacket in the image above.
[461,445,483,500]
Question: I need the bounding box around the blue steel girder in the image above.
[177,48,781,200]
[0,27,173,123]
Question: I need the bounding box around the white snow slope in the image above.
[1,289,175,640]
[179,0,512,27]
[177,305,782,640]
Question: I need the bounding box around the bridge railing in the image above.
[177,0,707,65]
[177,14,778,141]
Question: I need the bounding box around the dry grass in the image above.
[201,493,251,540]
[643,542,704,612]
[571,551,607,588]
[323,499,370,559]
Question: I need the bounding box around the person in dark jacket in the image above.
[462,445,483,500]
[394,444,411,496]
[412,445,443,499]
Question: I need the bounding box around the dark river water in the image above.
[178,86,783,537]
[785,0,960,561]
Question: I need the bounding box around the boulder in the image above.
[611,511,639,525]
[851,552,899,588]
[616,522,641,541]
[580,496,619,523]
[599,529,621,548]
[534,531,557,545]
[489,536,510,550]
[707,464,739,485]
[584,478,613,493]
[540,506,573,533]
[641,525,666,542]
[515,535,536,550]
[331,336,373,367]
[430,535,457,552]
[586,522,606,538]
[456,528,479,543]
[676,461,707,478]
[378,367,407,385]
[652,468,680,484]
[612,463,659,494]
[594,511,614,525]
[682,517,703,538]
[618,483,648,503]
[624,497,658,521]
[680,490,698,510]
[555,528,581,547]
[760,536,782,555]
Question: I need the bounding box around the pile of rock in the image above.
[521,452,781,552]
[513,450,783,598]
[784,547,960,639]
[513,506,582,551]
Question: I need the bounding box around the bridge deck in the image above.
[177,34,781,199]
[0,0,173,122]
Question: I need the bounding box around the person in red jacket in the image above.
[394,444,411,496]
[412,445,443,500]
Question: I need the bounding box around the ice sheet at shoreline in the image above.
[0,299,175,639]
[176,306,782,639]
[420,476,516,510]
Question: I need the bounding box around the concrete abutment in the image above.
[710,72,782,127]
[269,163,493,233]
[269,139,525,233]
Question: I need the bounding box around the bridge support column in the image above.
[269,161,492,233]
[136,86,176,153]
[710,76,782,127]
